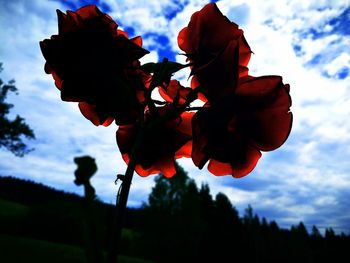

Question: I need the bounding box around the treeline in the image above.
[1,167,349,263]
[0,176,83,205]
[127,164,350,262]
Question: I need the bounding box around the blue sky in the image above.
[0,0,350,234]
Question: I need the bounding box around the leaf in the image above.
[143,59,189,89]
[141,62,157,74]
[163,61,188,76]
[141,60,187,75]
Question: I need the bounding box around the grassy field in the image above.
[0,198,29,217]
[0,234,156,263]
[0,198,155,263]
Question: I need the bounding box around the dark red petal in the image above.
[121,153,130,165]
[239,66,249,78]
[39,39,51,63]
[134,158,176,178]
[134,164,158,177]
[208,146,261,178]
[236,75,283,100]
[174,112,194,158]
[238,34,252,67]
[60,78,86,102]
[159,159,177,178]
[207,160,232,176]
[78,102,101,126]
[236,76,292,151]
[78,102,114,126]
[191,77,207,102]
[191,109,210,169]
[56,10,69,35]
[175,140,192,158]
[158,86,173,103]
[231,147,262,178]
[102,116,114,126]
[177,27,191,54]
[194,39,239,101]
[178,3,244,53]
[117,108,192,178]
[116,125,136,155]
[131,36,142,47]
[117,29,129,38]
[76,5,101,20]
[66,10,83,28]
[44,63,63,89]
[177,111,194,135]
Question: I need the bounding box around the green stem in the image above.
[106,76,201,263]
[183,106,203,111]
[148,86,202,129]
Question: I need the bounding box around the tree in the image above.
[142,162,196,262]
[0,63,35,156]
[147,162,190,214]
[311,225,322,239]
[214,192,240,226]
[243,204,254,225]
[198,183,215,221]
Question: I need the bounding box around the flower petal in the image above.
[117,108,193,177]
[236,76,292,151]
[208,146,261,178]
[193,39,239,101]
[78,102,114,126]
[78,102,101,126]
[76,5,101,20]
[131,36,142,47]
[178,3,244,53]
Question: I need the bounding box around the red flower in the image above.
[178,3,251,102]
[40,5,149,125]
[192,76,292,177]
[117,107,193,177]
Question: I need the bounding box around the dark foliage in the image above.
[0,171,349,263]
[0,63,35,156]
[0,176,82,206]
[134,165,350,263]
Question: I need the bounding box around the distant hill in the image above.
[0,175,142,248]
[0,176,83,206]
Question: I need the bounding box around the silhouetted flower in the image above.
[178,3,251,102]
[40,5,149,125]
[192,76,292,177]
[117,107,193,177]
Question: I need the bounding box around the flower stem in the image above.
[184,106,203,111]
[107,114,144,263]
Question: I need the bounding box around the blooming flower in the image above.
[41,3,293,179]
[117,107,193,177]
[40,5,149,126]
[192,76,292,177]
[178,3,252,102]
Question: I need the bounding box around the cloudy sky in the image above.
[0,0,349,234]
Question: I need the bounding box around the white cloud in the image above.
[140,50,159,64]
[324,52,350,75]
